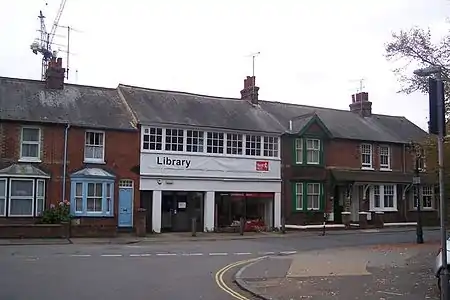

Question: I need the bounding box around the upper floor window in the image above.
[20,127,41,161]
[379,145,391,170]
[295,139,303,164]
[369,184,397,211]
[142,128,162,150]
[412,185,434,210]
[85,131,105,163]
[245,135,261,156]
[263,136,279,157]
[206,132,224,154]
[140,127,279,158]
[165,129,184,152]
[306,139,320,164]
[416,148,426,172]
[226,133,243,155]
[361,143,373,169]
[187,130,204,153]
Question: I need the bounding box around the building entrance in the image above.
[161,191,204,232]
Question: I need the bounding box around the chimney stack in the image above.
[45,57,65,90]
[349,92,372,117]
[240,76,259,105]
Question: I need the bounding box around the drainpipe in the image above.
[62,123,71,202]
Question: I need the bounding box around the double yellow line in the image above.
[215,257,265,300]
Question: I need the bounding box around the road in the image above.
[0,229,442,300]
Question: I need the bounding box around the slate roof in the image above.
[259,101,428,143]
[118,85,285,134]
[0,77,136,130]
[71,167,116,179]
[0,164,50,178]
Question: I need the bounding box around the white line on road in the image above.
[279,251,297,255]
[156,253,177,256]
[101,254,123,257]
[181,253,204,256]
[129,254,146,257]
[70,254,91,257]
[234,252,252,255]
[259,251,275,255]
[209,252,228,256]
[378,291,403,296]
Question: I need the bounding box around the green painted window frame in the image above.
[293,137,324,166]
[292,182,325,212]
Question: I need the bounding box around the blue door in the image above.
[118,187,133,227]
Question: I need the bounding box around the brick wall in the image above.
[0,121,140,228]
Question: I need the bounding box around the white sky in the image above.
[1,0,449,130]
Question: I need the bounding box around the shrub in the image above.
[40,200,71,224]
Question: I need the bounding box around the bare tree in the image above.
[384,26,450,102]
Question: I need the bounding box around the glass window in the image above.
[306,183,320,210]
[85,131,105,161]
[361,144,372,168]
[226,133,243,155]
[21,128,41,159]
[87,183,103,212]
[142,127,163,150]
[206,132,224,154]
[295,139,303,164]
[295,183,303,210]
[9,180,34,216]
[306,139,320,164]
[245,135,261,156]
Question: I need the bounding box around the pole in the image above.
[414,156,423,244]
[437,70,448,300]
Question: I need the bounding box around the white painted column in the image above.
[204,191,215,232]
[152,190,162,233]
[274,192,281,228]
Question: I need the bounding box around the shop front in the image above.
[140,153,281,233]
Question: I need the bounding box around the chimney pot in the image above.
[349,92,372,117]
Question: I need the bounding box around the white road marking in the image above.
[259,251,275,255]
[70,254,91,257]
[156,253,177,256]
[101,254,123,257]
[209,252,228,256]
[279,251,297,255]
[377,291,403,296]
[182,253,204,256]
[234,252,252,255]
[129,254,144,257]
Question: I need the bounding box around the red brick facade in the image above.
[0,121,140,230]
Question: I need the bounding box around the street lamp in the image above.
[408,141,424,244]
[414,65,448,299]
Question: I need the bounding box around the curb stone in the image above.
[234,257,278,300]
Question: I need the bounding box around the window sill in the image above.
[83,159,106,165]
[380,168,392,172]
[7,214,34,217]
[369,209,398,213]
[18,158,42,163]
[72,212,114,218]
[409,208,435,212]
[361,167,374,171]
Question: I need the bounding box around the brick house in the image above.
[259,91,438,226]
[0,58,140,236]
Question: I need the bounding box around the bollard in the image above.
[281,217,286,234]
[239,217,245,236]
[191,217,197,237]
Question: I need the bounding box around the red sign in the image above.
[256,161,269,172]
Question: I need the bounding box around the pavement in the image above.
[235,242,441,300]
[0,228,443,300]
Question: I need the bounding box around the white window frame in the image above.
[106,183,112,214]
[36,179,45,216]
[295,138,303,164]
[369,184,397,212]
[306,183,321,210]
[186,130,204,153]
[361,143,373,169]
[295,183,303,210]
[245,135,262,156]
[86,182,104,213]
[0,178,6,216]
[84,130,105,163]
[263,136,279,158]
[306,139,321,165]
[165,129,184,152]
[19,127,41,162]
[412,186,435,210]
[8,179,35,217]
[226,133,243,155]
[206,131,225,154]
[74,182,83,213]
[142,127,163,151]
[379,145,391,170]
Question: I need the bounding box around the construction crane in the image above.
[30,0,68,80]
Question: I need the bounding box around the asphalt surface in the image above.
[0,229,442,300]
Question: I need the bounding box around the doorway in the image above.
[161,191,204,232]
[118,180,134,228]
